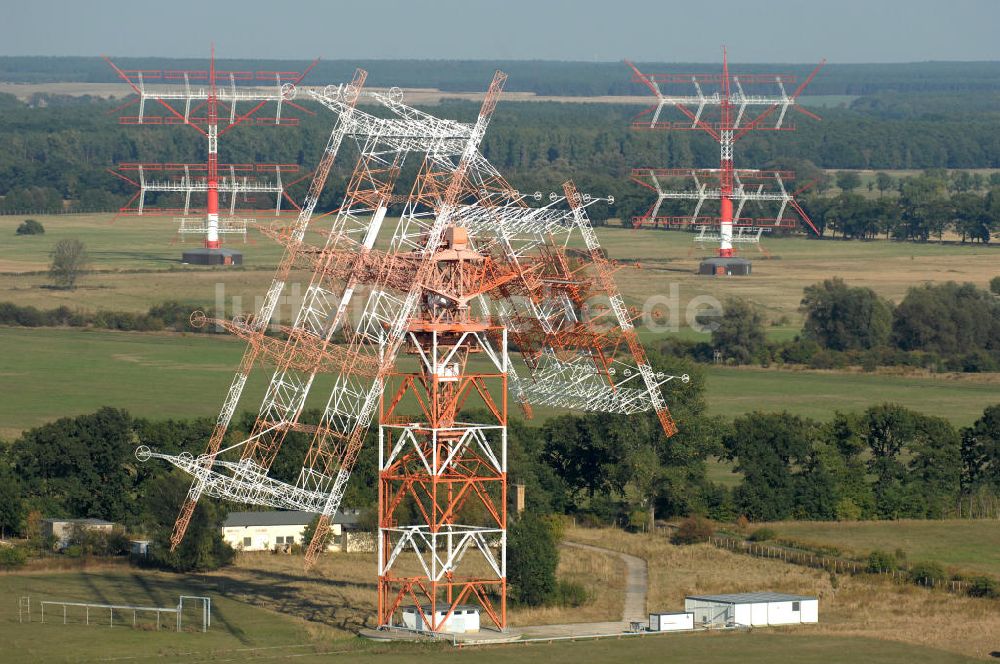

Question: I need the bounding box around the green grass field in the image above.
[0,568,342,662]
[704,365,999,425]
[757,519,1000,577]
[2,214,997,330]
[1,327,996,440]
[0,213,997,437]
[0,569,977,663]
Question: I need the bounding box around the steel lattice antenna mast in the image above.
[136,70,687,633]
[105,47,317,264]
[627,48,824,275]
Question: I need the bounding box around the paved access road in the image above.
[518,540,649,639]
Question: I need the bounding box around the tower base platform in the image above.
[698,256,751,276]
[181,248,243,266]
[359,626,522,645]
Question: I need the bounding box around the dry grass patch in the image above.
[509,542,624,626]
[566,526,1000,660]
[214,542,623,632]
[566,526,827,611]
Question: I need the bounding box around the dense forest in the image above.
[2,372,996,538]
[1,80,999,241]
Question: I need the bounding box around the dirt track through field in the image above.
[519,541,649,638]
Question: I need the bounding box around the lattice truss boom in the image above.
[136,71,688,618]
[629,167,816,239]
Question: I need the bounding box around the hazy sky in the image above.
[2,0,998,63]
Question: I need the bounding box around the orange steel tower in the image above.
[378,224,514,630]
[627,49,824,275]
[105,47,316,264]
[137,69,686,633]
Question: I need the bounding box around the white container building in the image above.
[648,611,694,631]
[400,605,481,633]
[684,592,818,627]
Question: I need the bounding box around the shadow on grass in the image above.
[87,250,182,264]
[195,565,378,633]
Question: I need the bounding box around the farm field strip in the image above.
[2,215,996,330]
[754,519,1000,577]
[1,327,996,440]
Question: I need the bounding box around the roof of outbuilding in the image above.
[42,518,115,526]
[222,509,365,528]
[685,592,815,604]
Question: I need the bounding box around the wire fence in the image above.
[709,536,977,596]
[17,595,210,632]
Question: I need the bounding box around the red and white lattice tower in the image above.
[105,47,316,264]
[136,70,685,633]
[627,49,824,275]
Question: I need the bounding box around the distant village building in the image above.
[221,509,371,552]
[41,518,115,549]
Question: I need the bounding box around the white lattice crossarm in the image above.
[136,446,328,512]
[380,526,505,582]
[176,217,251,236]
[310,89,475,153]
[630,168,804,230]
[695,226,767,245]
[517,353,687,414]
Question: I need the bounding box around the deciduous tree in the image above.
[48,238,88,289]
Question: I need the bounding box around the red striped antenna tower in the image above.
[627,49,824,275]
[105,46,317,265]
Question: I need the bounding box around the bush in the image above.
[747,527,777,542]
[0,545,28,569]
[15,219,44,235]
[835,497,863,521]
[508,514,558,606]
[670,516,714,545]
[809,349,847,370]
[866,550,897,573]
[734,515,750,534]
[780,337,820,365]
[967,576,998,599]
[301,516,334,551]
[991,275,1000,296]
[550,580,590,607]
[909,561,947,587]
[541,514,569,541]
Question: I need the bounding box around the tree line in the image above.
[3,57,1000,96]
[797,170,1000,242]
[4,354,995,556]
[679,279,1000,373]
[2,90,1000,233]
